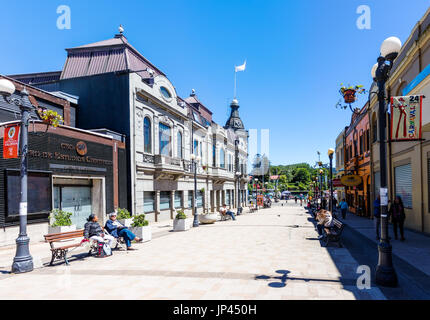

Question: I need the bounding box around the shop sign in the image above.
[390,95,423,140]
[340,175,362,187]
[3,125,20,159]
[332,178,343,187]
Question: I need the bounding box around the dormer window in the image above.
[160,86,172,100]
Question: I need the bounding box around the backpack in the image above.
[96,242,112,258]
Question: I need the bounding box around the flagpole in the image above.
[234,70,237,99]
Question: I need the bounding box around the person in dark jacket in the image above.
[105,212,142,250]
[374,195,381,240]
[84,214,114,247]
[389,196,406,241]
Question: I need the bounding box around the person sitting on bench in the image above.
[84,214,115,247]
[220,204,236,221]
[105,212,142,251]
[316,210,333,240]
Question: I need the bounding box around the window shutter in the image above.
[394,164,412,208]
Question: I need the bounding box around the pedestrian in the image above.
[374,195,381,240]
[220,204,236,221]
[389,196,406,241]
[339,198,348,220]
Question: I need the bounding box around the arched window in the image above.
[144,117,152,153]
[177,131,183,158]
[220,148,225,168]
[159,122,171,156]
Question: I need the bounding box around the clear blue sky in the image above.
[1,0,428,167]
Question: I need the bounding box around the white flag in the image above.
[235,60,246,72]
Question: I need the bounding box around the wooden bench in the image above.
[322,218,345,248]
[44,229,92,266]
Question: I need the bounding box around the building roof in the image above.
[61,32,165,80]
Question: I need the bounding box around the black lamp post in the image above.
[371,36,402,287]
[0,79,35,273]
[190,153,200,228]
[235,171,242,215]
[328,148,335,212]
[319,169,324,208]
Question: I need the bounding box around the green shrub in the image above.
[50,209,73,227]
[132,214,149,227]
[175,210,187,220]
[116,208,131,219]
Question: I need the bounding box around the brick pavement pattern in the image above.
[0,203,386,300]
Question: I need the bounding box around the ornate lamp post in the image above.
[190,153,201,228]
[328,148,335,212]
[319,169,324,208]
[0,78,35,273]
[371,36,402,287]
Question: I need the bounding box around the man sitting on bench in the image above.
[316,209,333,240]
[220,204,236,221]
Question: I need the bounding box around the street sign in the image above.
[3,125,20,159]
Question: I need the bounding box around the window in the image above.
[175,191,182,208]
[220,148,225,168]
[177,131,183,158]
[188,191,193,208]
[366,129,370,151]
[160,191,171,210]
[144,117,152,153]
[212,144,216,167]
[144,192,155,212]
[159,123,171,156]
[372,118,378,142]
[395,164,412,208]
[194,139,199,155]
[226,190,231,205]
[197,190,203,208]
[359,132,364,155]
[7,171,51,216]
[160,86,172,99]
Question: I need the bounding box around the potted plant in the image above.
[173,210,191,231]
[49,209,76,234]
[117,208,133,227]
[130,214,152,242]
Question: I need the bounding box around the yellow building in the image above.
[370,8,430,233]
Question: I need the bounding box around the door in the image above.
[54,186,92,229]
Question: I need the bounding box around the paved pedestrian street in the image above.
[5,202,420,300]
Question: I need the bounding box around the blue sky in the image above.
[1,0,429,167]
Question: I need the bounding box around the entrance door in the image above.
[54,186,92,229]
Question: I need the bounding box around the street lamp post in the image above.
[371,36,402,287]
[0,79,35,273]
[328,149,335,213]
[190,154,200,228]
[319,169,324,208]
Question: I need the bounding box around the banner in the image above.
[390,95,423,140]
[3,125,20,159]
[270,175,279,180]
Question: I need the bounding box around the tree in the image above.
[293,168,310,184]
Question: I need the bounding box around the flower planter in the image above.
[343,89,356,103]
[130,226,152,242]
[119,218,133,228]
[48,225,76,234]
[173,218,191,231]
[199,213,217,224]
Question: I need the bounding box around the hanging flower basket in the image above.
[38,109,63,127]
[343,89,356,103]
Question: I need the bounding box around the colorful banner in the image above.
[390,95,423,140]
[3,125,20,159]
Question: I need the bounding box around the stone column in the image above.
[181,190,187,211]
[155,191,160,222]
[210,190,215,212]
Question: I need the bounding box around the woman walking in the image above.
[389,196,406,241]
